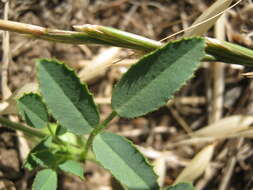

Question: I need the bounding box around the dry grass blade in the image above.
[153,157,166,187]
[191,115,253,138]
[160,0,240,42]
[184,0,233,37]
[78,47,120,82]
[167,137,215,148]
[208,13,226,123]
[168,115,253,147]
[218,138,244,190]
[1,0,12,100]
[228,129,253,138]
[242,72,253,78]
[174,144,215,184]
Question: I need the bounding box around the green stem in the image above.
[47,124,69,147]
[73,24,162,52]
[205,37,253,66]
[1,19,253,66]
[47,124,55,136]
[82,111,117,162]
[0,116,46,138]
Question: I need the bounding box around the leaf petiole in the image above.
[0,116,46,138]
[82,111,117,162]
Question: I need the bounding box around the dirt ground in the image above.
[1,0,253,190]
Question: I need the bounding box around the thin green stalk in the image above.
[0,116,46,138]
[205,37,253,66]
[73,24,162,52]
[47,124,68,147]
[47,124,55,136]
[82,111,117,162]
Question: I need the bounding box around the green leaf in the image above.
[17,93,49,128]
[24,137,52,170]
[32,169,57,190]
[59,160,84,179]
[112,38,205,118]
[164,183,195,190]
[93,132,159,190]
[59,132,79,147]
[24,154,40,171]
[31,150,58,168]
[24,137,59,170]
[37,59,100,135]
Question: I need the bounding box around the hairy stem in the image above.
[0,116,46,138]
[83,111,117,162]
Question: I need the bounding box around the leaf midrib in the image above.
[35,170,55,190]
[40,171,55,190]
[41,65,92,128]
[97,135,156,189]
[20,102,47,124]
[115,41,202,113]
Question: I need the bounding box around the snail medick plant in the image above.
[2,34,253,190]
[1,37,207,190]
[1,1,253,189]
[34,37,204,190]
[0,30,253,190]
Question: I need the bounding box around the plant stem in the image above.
[47,124,69,148]
[205,37,253,66]
[0,116,46,138]
[82,111,117,162]
[73,24,162,52]
[0,19,111,45]
[1,19,253,66]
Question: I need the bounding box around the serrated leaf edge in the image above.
[58,160,84,179]
[17,92,50,128]
[112,37,205,118]
[32,169,57,190]
[23,136,51,170]
[93,132,159,190]
[36,58,100,133]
